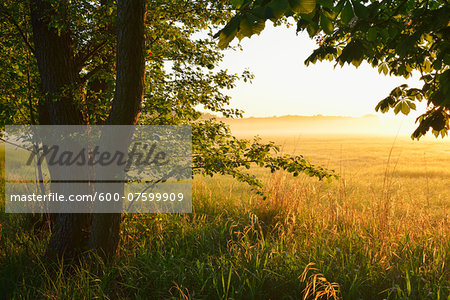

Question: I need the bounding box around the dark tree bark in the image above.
[85,77,113,124]
[89,0,147,259]
[28,0,146,259]
[30,0,84,125]
[30,0,91,258]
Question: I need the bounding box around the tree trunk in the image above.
[30,0,91,258]
[89,0,147,259]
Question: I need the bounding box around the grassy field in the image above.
[0,134,449,299]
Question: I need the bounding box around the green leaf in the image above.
[341,2,354,24]
[236,13,266,40]
[401,102,410,115]
[367,27,377,42]
[288,0,316,14]
[250,6,271,19]
[323,9,338,20]
[249,15,266,35]
[320,13,333,34]
[378,63,388,75]
[352,57,363,67]
[396,36,416,56]
[332,0,346,14]
[375,96,394,113]
[351,1,369,18]
[319,0,334,9]
[388,25,399,38]
[296,18,310,32]
[306,22,319,37]
[237,16,253,40]
[390,86,402,98]
[423,58,432,73]
[231,0,245,9]
[433,60,442,70]
[338,40,364,67]
[394,103,401,115]
[444,54,450,65]
[216,16,240,49]
[268,0,290,19]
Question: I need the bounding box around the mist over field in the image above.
[219,114,450,202]
[220,114,420,137]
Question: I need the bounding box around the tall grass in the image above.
[0,137,449,299]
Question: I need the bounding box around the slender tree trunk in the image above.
[30,0,91,258]
[89,0,147,259]
[107,0,146,126]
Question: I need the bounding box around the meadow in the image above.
[0,131,449,299]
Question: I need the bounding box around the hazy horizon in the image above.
[209,113,449,141]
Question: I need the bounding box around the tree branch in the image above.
[78,64,105,84]
[0,137,36,153]
[74,40,108,70]
[374,0,409,27]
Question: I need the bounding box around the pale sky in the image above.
[219,21,425,120]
